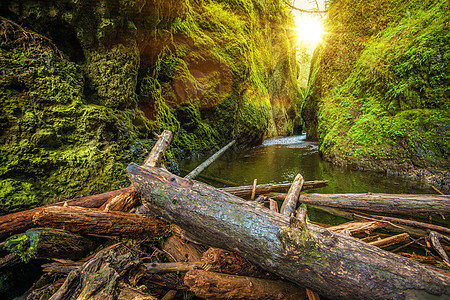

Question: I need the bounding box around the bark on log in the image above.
[201,248,275,279]
[143,130,173,168]
[184,269,306,300]
[5,227,97,261]
[33,206,168,238]
[297,193,450,217]
[0,186,133,240]
[185,140,236,180]
[280,174,304,216]
[222,180,328,198]
[127,164,450,300]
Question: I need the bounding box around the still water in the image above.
[180,134,432,195]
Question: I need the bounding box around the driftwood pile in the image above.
[1,130,449,300]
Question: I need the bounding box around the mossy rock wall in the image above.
[302,0,449,190]
[0,0,300,214]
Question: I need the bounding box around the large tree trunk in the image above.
[276,193,450,217]
[33,206,168,238]
[127,163,450,300]
[221,181,328,198]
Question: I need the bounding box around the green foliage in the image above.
[5,231,39,263]
[304,0,450,173]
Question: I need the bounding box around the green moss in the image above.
[0,0,302,214]
[304,0,450,177]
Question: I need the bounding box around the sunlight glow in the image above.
[296,16,324,47]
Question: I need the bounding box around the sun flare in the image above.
[296,16,324,46]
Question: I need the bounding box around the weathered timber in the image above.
[327,220,387,236]
[184,269,306,300]
[280,174,304,216]
[5,227,97,260]
[308,205,429,238]
[0,186,133,240]
[251,179,257,201]
[270,199,279,212]
[99,185,140,212]
[222,180,328,198]
[127,164,450,300]
[33,205,168,238]
[297,193,450,216]
[50,245,148,300]
[430,231,450,266]
[162,236,205,262]
[367,214,450,235]
[201,248,275,279]
[145,262,204,273]
[185,140,236,180]
[144,130,173,168]
[369,233,411,248]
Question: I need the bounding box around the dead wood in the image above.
[222,180,328,198]
[280,174,304,216]
[161,236,205,262]
[369,233,411,248]
[185,140,236,180]
[0,186,132,240]
[33,205,168,238]
[4,227,97,261]
[143,130,173,168]
[99,185,140,212]
[145,262,204,273]
[297,193,450,217]
[184,269,306,300]
[128,164,450,299]
[327,220,387,236]
[201,248,275,279]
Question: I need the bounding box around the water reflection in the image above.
[180,134,432,194]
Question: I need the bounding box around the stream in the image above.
[180,134,437,225]
[180,134,432,195]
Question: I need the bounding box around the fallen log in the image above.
[184,269,306,300]
[327,220,387,236]
[0,186,133,240]
[369,233,411,248]
[185,140,236,180]
[5,227,97,261]
[307,205,429,238]
[296,193,450,217]
[143,130,173,168]
[127,164,450,299]
[280,174,304,216]
[222,180,328,198]
[33,205,168,238]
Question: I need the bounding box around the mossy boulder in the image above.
[303,0,449,190]
[0,0,301,214]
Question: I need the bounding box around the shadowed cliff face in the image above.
[302,0,449,190]
[0,0,301,213]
